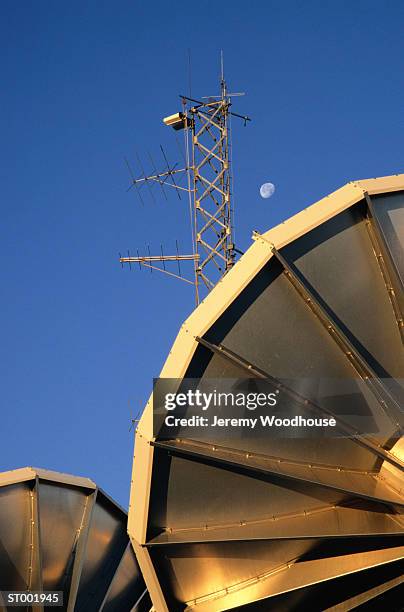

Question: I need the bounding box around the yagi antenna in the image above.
[120,243,197,285]
[124,157,145,206]
[148,151,168,201]
[120,54,250,305]
[160,145,182,200]
[136,152,156,205]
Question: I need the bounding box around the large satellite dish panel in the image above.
[129,176,404,612]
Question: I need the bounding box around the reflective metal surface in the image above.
[0,467,151,612]
[130,180,404,611]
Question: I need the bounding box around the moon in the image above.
[260,182,275,199]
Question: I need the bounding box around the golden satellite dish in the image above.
[0,467,151,611]
[129,175,404,612]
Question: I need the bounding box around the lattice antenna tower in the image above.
[120,54,250,305]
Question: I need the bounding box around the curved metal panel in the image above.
[150,541,404,610]
[373,191,404,285]
[74,493,128,612]
[283,203,404,382]
[100,544,150,612]
[233,559,404,611]
[0,482,32,592]
[38,481,88,592]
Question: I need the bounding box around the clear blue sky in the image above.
[1,1,404,506]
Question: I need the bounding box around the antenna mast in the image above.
[120,55,250,305]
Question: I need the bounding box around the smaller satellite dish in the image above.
[260,182,275,199]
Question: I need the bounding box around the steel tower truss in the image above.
[120,71,250,305]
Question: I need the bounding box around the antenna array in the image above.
[120,56,250,305]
